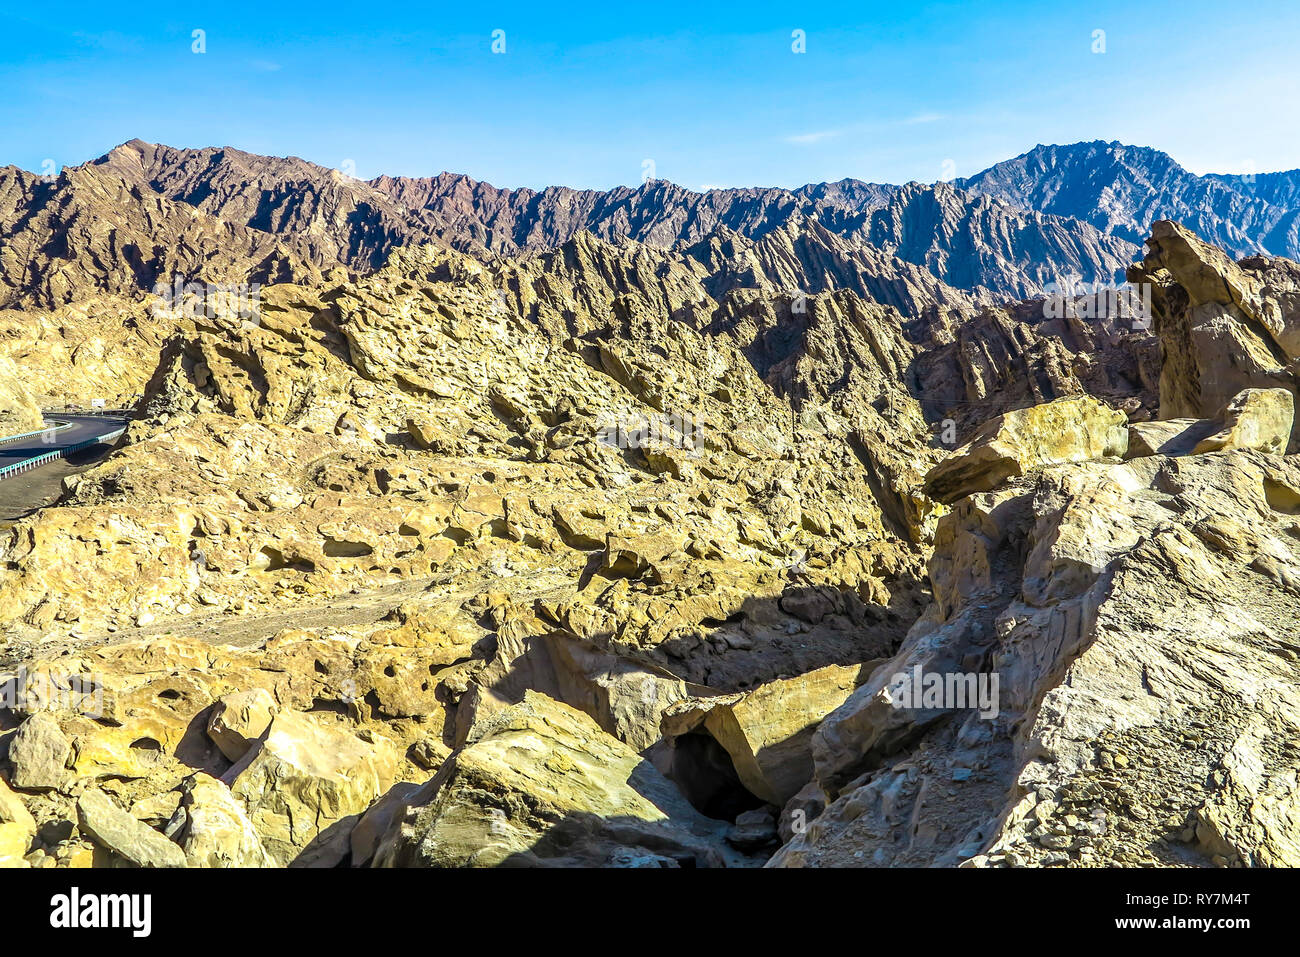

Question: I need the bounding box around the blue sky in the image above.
[1,1,1297,190]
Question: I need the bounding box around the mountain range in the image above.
[2,139,1297,316]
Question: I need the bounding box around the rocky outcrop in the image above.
[2,163,1298,875]
[912,296,1159,440]
[1127,388,1294,458]
[0,239,926,676]
[922,396,1129,503]
[1128,219,1300,442]
[0,232,935,868]
[0,355,42,434]
[776,449,1300,867]
[76,788,186,868]
[173,773,275,868]
[0,297,176,408]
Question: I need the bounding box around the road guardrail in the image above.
[0,421,73,446]
[0,427,126,482]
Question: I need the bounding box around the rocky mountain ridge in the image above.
[0,139,1167,312]
[959,140,1300,260]
[10,138,1295,322]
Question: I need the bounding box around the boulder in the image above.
[223,710,398,867]
[7,712,71,791]
[0,822,32,867]
[206,688,278,762]
[1191,388,1293,455]
[1127,388,1294,459]
[175,773,275,868]
[0,779,36,867]
[372,691,740,868]
[725,807,779,851]
[923,396,1128,503]
[659,662,878,807]
[1125,417,1216,458]
[76,788,187,868]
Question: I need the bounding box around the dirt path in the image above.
[0,560,582,671]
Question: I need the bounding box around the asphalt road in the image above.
[0,415,129,473]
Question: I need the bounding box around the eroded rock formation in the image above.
[0,184,1297,872]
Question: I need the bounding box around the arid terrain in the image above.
[2,141,1300,869]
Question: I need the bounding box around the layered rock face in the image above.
[0,162,318,310]
[1,169,1298,872]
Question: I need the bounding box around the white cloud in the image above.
[784,130,841,145]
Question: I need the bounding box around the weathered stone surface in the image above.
[923,396,1129,503]
[1191,388,1294,454]
[4,169,1299,876]
[7,712,71,791]
[1128,219,1300,444]
[0,354,43,434]
[776,450,1300,867]
[206,688,278,762]
[373,692,741,868]
[1127,388,1294,458]
[350,781,421,867]
[0,241,926,679]
[1125,417,1218,458]
[0,777,36,867]
[76,788,186,868]
[0,821,33,867]
[175,773,274,868]
[0,777,35,834]
[224,710,398,867]
[130,790,181,826]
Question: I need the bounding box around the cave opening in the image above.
[660,731,766,821]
